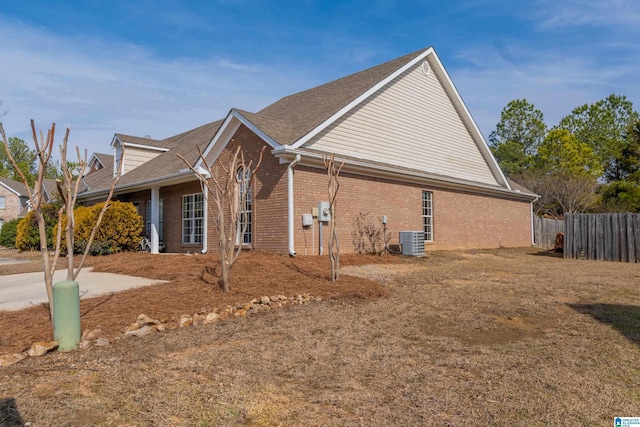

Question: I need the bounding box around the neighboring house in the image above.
[78,46,538,255]
[0,177,32,230]
[86,152,114,176]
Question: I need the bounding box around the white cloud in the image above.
[0,19,313,156]
[450,41,640,138]
[534,0,640,30]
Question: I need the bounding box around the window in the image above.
[146,199,164,239]
[236,168,252,245]
[182,193,204,244]
[422,191,433,242]
[0,196,5,210]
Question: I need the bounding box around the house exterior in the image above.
[78,47,538,255]
[0,177,32,230]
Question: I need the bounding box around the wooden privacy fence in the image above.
[533,216,564,250]
[564,213,640,262]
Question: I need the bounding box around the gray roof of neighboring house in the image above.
[93,153,114,168]
[0,176,30,196]
[81,47,431,195]
[42,178,59,201]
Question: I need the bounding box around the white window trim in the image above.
[0,196,5,210]
[182,193,204,245]
[236,168,252,246]
[423,191,433,242]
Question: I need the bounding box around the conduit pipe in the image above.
[287,154,302,256]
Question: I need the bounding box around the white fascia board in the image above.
[195,109,281,170]
[274,148,537,202]
[110,134,121,149]
[122,142,170,152]
[78,169,196,200]
[0,181,22,197]
[427,51,511,190]
[289,47,434,150]
[195,111,239,170]
[230,110,281,149]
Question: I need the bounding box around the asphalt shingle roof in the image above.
[0,176,30,196]
[81,47,429,194]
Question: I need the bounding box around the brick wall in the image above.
[0,188,24,222]
[292,166,532,255]
[103,124,533,255]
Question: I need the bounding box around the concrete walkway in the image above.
[0,266,167,311]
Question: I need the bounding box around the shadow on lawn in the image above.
[569,303,640,345]
[0,397,25,426]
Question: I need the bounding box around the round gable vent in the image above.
[421,60,431,76]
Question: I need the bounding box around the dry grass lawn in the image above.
[1,247,640,426]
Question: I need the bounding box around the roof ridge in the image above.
[259,47,429,113]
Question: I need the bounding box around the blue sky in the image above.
[1,0,639,157]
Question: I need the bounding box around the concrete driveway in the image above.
[0,263,167,311]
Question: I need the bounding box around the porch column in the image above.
[150,187,160,254]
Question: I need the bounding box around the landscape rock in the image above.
[79,340,92,350]
[203,312,218,324]
[95,338,110,347]
[260,296,271,304]
[179,315,193,328]
[0,353,27,367]
[81,328,102,341]
[27,341,58,357]
[234,309,247,317]
[125,325,154,338]
[137,314,160,327]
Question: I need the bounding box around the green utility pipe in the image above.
[53,280,81,351]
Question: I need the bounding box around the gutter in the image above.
[77,169,195,200]
[272,147,538,203]
[287,154,301,256]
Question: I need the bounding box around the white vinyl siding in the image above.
[306,61,499,186]
[123,147,163,173]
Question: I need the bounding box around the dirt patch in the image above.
[1,247,640,425]
[0,251,390,353]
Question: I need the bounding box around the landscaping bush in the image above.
[351,212,389,255]
[0,218,21,248]
[63,201,143,255]
[15,203,60,251]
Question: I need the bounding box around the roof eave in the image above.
[273,148,538,202]
[77,170,196,200]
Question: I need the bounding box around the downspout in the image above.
[531,196,539,246]
[288,154,302,256]
[201,185,208,253]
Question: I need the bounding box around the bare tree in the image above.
[1,120,119,322]
[517,172,599,217]
[179,143,264,292]
[323,154,344,282]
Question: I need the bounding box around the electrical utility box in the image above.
[302,213,313,227]
[399,231,425,257]
[318,201,331,222]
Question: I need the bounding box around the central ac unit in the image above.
[399,231,425,257]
